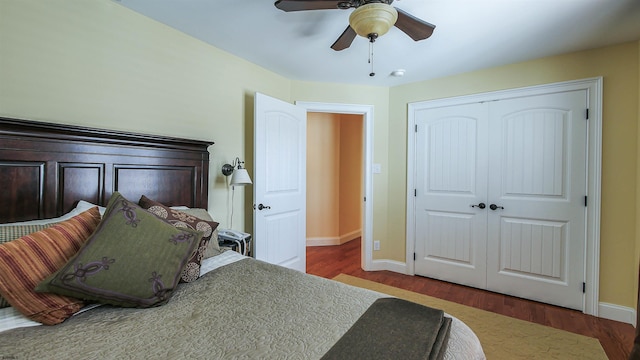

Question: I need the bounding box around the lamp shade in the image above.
[349,3,398,38]
[230,168,252,186]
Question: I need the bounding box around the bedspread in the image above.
[0,257,484,359]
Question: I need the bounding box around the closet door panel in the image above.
[414,103,488,289]
[486,90,587,311]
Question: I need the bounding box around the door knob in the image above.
[471,202,486,209]
[256,203,271,210]
[489,204,504,211]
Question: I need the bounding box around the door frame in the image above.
[406,77,602,316]
[296,101,375,271]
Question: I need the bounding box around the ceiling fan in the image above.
[274,0,436,51]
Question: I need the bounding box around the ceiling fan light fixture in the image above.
[349,3,398,39]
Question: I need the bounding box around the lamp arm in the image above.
[234,157,245,169]
[222,157,245,176]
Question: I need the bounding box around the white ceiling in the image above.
[115,0,640,87]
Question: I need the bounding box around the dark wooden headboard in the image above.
[0,117,213,224]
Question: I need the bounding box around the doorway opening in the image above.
[306,112,363,248]
[296,101,374,271]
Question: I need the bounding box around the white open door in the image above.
[254,92,307,272]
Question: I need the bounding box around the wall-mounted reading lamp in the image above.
[222,157,252,187]
[222,157,252,229]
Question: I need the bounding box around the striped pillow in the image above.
[0,223,55,309]
[0,207,101,325]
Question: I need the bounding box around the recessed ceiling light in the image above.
[390,69,405,77]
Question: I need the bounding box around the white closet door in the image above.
[413,90,587,310]
[486,90,587,310]
[414,103,489,289]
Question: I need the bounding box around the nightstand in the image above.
[218,234,252,257]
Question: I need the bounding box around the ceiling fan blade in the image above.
[274,0,343,12]
[394,7,436,41]
[331,25,357,51]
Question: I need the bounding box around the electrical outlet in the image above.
[373,240,380,251]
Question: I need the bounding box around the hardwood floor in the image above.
[306,238,636,360]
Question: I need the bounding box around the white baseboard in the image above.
[365,260,637,326]
[339,230,361,244]
[307,237,340,246]
[599,302,636,326]
[368,259,408,274]
[307,230,361,247]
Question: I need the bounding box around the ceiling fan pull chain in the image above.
[368,35,375,77]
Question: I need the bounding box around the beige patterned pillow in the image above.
[0,223,55,244]
[179,208,220,254]
[0,207,101,325]
[138,196,219,283]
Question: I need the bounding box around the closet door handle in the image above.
[471,202,486,209]
[490,204,504,211]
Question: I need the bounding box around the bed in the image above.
[0,117,485,359]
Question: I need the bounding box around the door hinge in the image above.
[364,197,366,202]
[586,108,589,120]
[415,124,418,133]
[584,196,587,207]
[414,189,417,197]
[582,282,586,293]
[414,252,416,261]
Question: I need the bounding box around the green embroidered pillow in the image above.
[36,192,202,308]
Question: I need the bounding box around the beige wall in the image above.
[339,114,363,236]
[2,0,639,311]
[307,113,340,238]
[306,113,363,242]
[0,0,291,234]
[0,0,391,255]
[389,41,640,308]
